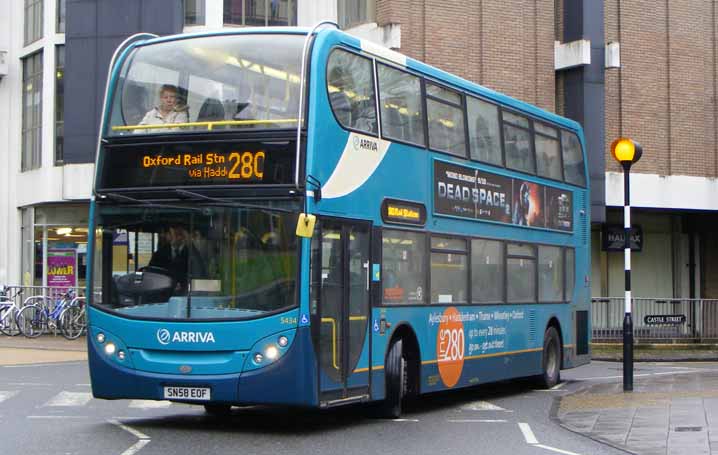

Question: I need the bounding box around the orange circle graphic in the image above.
[436,306,465,388]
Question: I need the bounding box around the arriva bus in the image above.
[88,24,590,417]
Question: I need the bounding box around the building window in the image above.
[338,0,375,29]
[57,0,65,33]
[224,0,296,26]
[22,52,43,172]
[25,0,44,45]
[55,46,64,164]
[184,0,205,25]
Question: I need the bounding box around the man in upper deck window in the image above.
[138,84,189,132]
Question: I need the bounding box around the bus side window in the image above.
[327,48,377,135]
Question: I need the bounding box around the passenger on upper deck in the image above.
[137,84,189,132]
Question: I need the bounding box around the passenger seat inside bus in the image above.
[197,97,226,122]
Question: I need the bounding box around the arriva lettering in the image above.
[170,331,216,343]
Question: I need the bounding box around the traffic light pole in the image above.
[622,162,633,392]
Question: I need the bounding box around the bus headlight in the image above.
[253,353,264,364]
[104,342,116,355]
[96,333,106,344]
[277,336,288,347]
[117,350,126,361]
[265,345,279,360]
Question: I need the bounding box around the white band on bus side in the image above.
[360,39,407,67]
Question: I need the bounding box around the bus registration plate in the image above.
[163,386,211,401]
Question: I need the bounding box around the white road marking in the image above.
[575,369,700,381]
[27,415,88,419]
[448,419,508,423]
[3,361,86,368]
[461,400,511,412]
[43,391,93,407]
[129,400,172,409]
[110,419,151,455]
[535,444,582,455]
[518,422,539,444]
[0,391,18,403]
[518,423,584,455]
[390,418,419,422]
[7,382,53,386]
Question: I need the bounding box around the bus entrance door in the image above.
[313,220,371,405]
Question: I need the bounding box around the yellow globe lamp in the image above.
[610,138,643,166]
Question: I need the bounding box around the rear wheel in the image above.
[381,339,405,418]
[0,307,17,336]
[537,326,561,389]
[18,305,47,338]
[204,404,232,417]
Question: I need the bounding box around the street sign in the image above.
[644,314,686,325]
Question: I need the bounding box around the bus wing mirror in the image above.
[296,213,316,238]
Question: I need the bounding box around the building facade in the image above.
[0,0,716,300]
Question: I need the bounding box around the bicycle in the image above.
[58,296,86,340]
[17,289,76,338]
[0,286,24,336]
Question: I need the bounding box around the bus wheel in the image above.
[204,404,232,416]
[537,327,561,389]
[381,339,405,418]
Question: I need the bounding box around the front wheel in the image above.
[18,305,47,338]
[536,326,561,389]
[380,339,405,418]
[59,305,86,340]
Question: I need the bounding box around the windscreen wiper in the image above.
[99,192,202,212]
[174,189,295,213]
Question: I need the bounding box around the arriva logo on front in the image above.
[157,328,216,345]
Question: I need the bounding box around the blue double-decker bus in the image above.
[88,25,590,417]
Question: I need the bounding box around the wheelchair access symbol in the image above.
[373,320,380,332]
[300,314,309,325]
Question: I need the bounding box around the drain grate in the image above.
[674,426,703,432]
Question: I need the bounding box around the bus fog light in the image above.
[253,353,263,363]
[104,342,116,355]
[117,350,126,361]
[278,336,288,347]
[265,346,279,360]
[97,333,106,344]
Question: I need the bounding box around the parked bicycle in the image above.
[58,296,86,340]
[17,289,82,339]
[0,286,24,336]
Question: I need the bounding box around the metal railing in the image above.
[592,297,718,342]
[1,285,86,337]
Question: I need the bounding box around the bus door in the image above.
[312,219,371,404]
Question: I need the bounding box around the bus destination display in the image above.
[98,141,296,189]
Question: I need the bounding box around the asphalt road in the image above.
[1,360,702,455]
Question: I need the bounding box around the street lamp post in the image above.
[611,138,643,392]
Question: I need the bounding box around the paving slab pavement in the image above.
[556,367,718,455]
[0,335,87,365]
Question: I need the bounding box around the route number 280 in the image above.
[228,151,265,180]
[438,328,465,361]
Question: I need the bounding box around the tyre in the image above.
[18,305,47,338]
[536,326,561,389]
[0,306,12,336]
[380,339,405,418]
[60,305,86,340]
[204,404,232,416]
